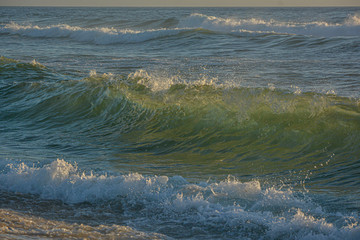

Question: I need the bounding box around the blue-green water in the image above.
[1,7,360,239]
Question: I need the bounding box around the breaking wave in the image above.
[1,13,359,46]
[1,59,360,188]
[0,22,183,44]
[179,13,360,37]
[0,159,359,239]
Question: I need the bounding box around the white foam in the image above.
[127,69,240,92]
[0,159,359,239]
[345,14,360,26]
[0,22,182,44]
[29,59,45,68]
[178,13,360,37]
[2,14,359,44]
[2,13,359,45]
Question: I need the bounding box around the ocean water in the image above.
[1,6,360,239]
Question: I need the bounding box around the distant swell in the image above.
[1,13,359,44]
[0,22,183,44]
[179,13,360,37]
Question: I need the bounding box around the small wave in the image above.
[0,56,45,68]
[0,57,57,86]
[0,56,19,64]
[0,22,184,44]
[178,13,360,37]
[0,159,359,239]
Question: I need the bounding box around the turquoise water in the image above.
[1,7,360,239]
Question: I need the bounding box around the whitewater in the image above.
[1,7,360,240]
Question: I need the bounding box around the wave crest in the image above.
[2,13,359,44]
[178,13,360,37]
[0,22,182,44]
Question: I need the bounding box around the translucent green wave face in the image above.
[1,59,360,187]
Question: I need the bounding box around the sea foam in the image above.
[0,159,359,239]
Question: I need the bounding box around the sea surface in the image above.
[1,7,360,239]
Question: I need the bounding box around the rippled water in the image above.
[1,7,360,239]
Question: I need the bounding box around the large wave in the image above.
[1,58,360,187]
